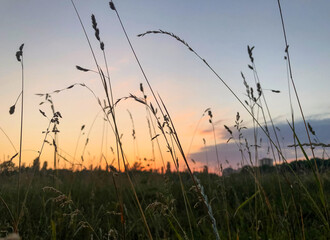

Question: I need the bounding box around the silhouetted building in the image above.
[259,158,273,167]
[222,167,242,176]
[222,167,235,176]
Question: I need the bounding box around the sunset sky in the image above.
[1,1,330,172]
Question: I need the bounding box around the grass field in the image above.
[1,0,330,239]
[1,159,329,239]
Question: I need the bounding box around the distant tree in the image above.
[41,161,48,172]
[203,165,208,174]
[0,160,17,173]
[130,161,144,172]
[32,157,40,172]
[166,161,171,174]
[241,165,253,175]
[21,163,27,173]
[222,167,234,176]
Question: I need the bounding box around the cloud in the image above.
[189,117,330,169]
[196,119,232,147]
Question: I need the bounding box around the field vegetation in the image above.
[1,159,330,239]
[1,0,329,239]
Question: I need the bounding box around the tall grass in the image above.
[0,1,329,239]
[15,44,24,225]
[277,0,328,224]
[137,25,329,229]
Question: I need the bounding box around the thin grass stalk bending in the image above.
[168,130,195,239]
[70,0,121,171]
[127,109,140,162]
[207,110,221,173]
[108,7,218,237]
[138,30,287,166]
[277,0,319,173]
[109,2,218,234]
[111,172,126,239]
[137,29,330,230]
[250,60,289,222]
[0,126,17,153]
[140,84,166,169]
[186,108,210,163]
[251,62,282,162]
[129,94,199,237]
[0,195,15,231]
[17,118,52,229]
[194,176,220,240]
[285,57,298,161]
[277,0,328,221]
[16,45,24,224]
[70,1,153,238]
[99,112,106,166]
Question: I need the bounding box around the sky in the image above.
[0,0,329,172]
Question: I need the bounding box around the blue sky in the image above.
[0,0,329,170]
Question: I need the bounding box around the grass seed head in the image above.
[15,43,24,62]
[308,122,316,136]
[109,1,116,10]
[91,14,100,41]
[247,45,254,63]
[76,65,89,72]
[9,105,15,115]
[257,83,262,97]
[224,125,232,135]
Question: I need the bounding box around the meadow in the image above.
[1,159,329,239]
[1,0,330,239]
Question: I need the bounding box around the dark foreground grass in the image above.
[1,159,329,239]
[2,2,328,239]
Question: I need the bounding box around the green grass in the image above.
[1,1,330,239]
[0,160,330,239]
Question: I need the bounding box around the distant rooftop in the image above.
[259,158,273,167]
